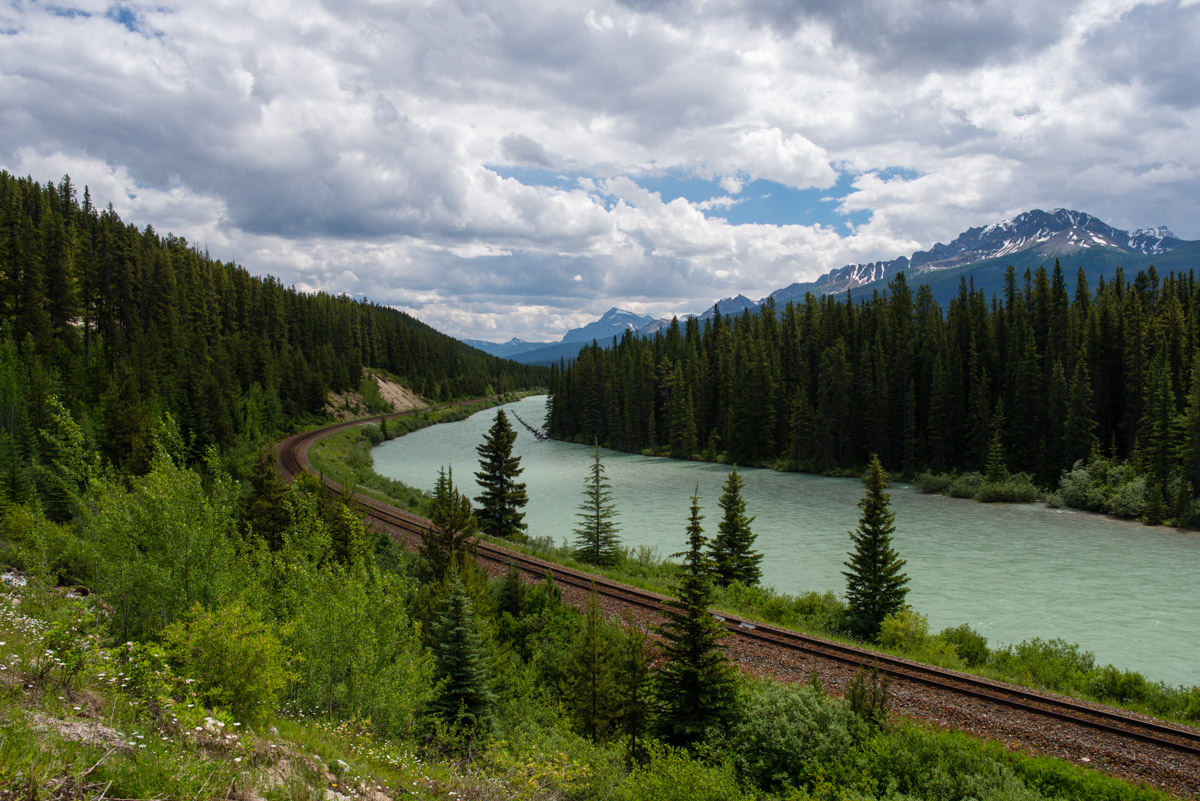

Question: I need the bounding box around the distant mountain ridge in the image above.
[769,208,1188,305]
[464,208,1196,364]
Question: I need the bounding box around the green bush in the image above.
[938,624,990,667]
[914,471,954,494]
[990,638,1095,693]
[613,743,753,801]
[163,602,295,725]
[975,472,1039,503]
[947,471,984,498]
[878,608,929,652]
[719,681,868,792]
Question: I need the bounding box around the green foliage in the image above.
[430,576,496,739]
[991,638,1096,691]
[573,444,621,566]
[162,602,295,725]
[474,409,528,540]
[1058,455,1148,518]
[843,455,909,640]
[938,623,990,667]
[878,608,930,653]
[566,590,622,741]
[845,665,890,727]
[420,467,479,582]
[708,466,762,587]
[82,426,239,642]
[613,744,753,801]
[719,680,868,793]
[653,489,737,746]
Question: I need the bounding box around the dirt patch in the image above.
[369,372,424,412]
[325,370,426,421]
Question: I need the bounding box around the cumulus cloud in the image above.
[1,0,1198,340]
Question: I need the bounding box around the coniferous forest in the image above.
[547,263,1200,524]
[0,170,545,485]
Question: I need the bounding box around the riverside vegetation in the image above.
[545,264,1200,528]
[0,408,1185,801]
[0,172,1193,798]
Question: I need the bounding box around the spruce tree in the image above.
[615,615,651,766]
[420,467,478,581]
[430,577,495,737]
[843,455,909,640]
[708,466,761,587]
[574,444,622,566]
[653,488,736,745]
[474,409,528,540]
[567,589,621,741]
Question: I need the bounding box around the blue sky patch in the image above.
[489,165,873,231]
[105,5,138,32]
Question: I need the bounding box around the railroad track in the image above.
[276,409,1200,770]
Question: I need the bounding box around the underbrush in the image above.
[914,470,1040,503]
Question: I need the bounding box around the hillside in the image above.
[0,170,547,478]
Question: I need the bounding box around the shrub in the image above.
[947,472,984,498]
[878,608,929,652]
[991,638,1095,693]
[613,743,753,801]
[975,472,1039,503]
[1106,475,1147,518]
[846,666,890,727]
[719,681,868,792]
[914,471,954,494]
[162,602,295,725]
[938,624,990,667]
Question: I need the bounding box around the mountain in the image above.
[475,208,1196,365]
[463,337,555,358]
[561,307,657,343]
[770,208,1192,306]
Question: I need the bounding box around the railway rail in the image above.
[277,404,1200,795]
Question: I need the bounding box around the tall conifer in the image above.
[574,444,621,566]
[708,466,761,586]
[843,455,909,640]
[474,409,528,540]
[654,488,736,745]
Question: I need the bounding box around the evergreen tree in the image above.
[615,615,651,766]
[420,467,478,581]
[573,444,621,566]
[429,576,495,737]
[843,455,909,640]
[567,588,621,740]
[474,409,528,540]
[653,488,736,745]
[708,466,761,587]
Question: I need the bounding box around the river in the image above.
[373,395,1200,687]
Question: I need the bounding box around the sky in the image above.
[2,0,1199,342]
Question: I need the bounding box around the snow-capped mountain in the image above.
[770,208,1189,304]
[468,208,1194,365]
[561,307,658,343]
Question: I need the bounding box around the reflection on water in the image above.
[373,396,1200,687]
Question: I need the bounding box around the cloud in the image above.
[1,0,1198,341]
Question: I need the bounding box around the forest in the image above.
[0,170,545,490]
[0,172,1189,799]
[546,263,1200,524]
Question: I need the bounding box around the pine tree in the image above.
[653,488,736,745]
[430,577,495,736]
[615,615,651,766]
[474,410,528,540]
[567,589,621,740]
[843,455,909,640]
[708,466,761,587]
[574,444,621,566]
[420,467,478,581]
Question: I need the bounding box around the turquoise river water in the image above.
[373,395,1200,687]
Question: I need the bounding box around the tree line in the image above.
[0,171,546,497]
[547,263,1200,524]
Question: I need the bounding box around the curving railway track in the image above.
[277,405,1200,797]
